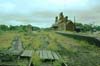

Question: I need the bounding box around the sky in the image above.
[0,0,100,28]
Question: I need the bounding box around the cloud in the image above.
[0,0,100,27]
[0,2,15,13]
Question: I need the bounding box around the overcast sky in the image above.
[0,0,100,28]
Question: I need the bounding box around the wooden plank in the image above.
[52,52,59,60]
[36,50,39,55]
[21,50,33,57]
[0,62,18,66]
[35,50,60,60]
[42,50,48,59]
[47,51,54,60]
[39,50,43,59]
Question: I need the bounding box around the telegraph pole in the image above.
[74,16,76,30]
[74,16,76,23]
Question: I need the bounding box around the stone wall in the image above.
[57,32,100,47]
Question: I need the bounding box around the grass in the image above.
[0,31,100,66]
[17,59,29,66]
[0,31,17,49]
[32,53,41,66]
[53,61,61,66]
[49,31,100,66]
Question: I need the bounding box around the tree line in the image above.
[0,23,100,32]
[75,23,100,32]
[0,24,40,32]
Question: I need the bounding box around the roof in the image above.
[36,50,60,60]
[66,20,73,24]
[21,50,33,57]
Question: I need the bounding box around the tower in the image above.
[74,16,76,23]
[59,12,64,22]
[65,16,68,22]
[74,16,76,30]
[55,16,58,24]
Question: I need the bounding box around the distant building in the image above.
[52,12,75,31]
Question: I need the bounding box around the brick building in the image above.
[52,12,75,31]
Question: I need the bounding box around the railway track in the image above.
[34,33,68,66]
[38,33,68,66]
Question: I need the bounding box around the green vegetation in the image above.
[53,61,61,66]
[49,32,100,66]
[75,22,100,32]
[32,53,41,66]
[0,31,17,49]
[0,24,40,32]
[17,60,29,66]
[0,27,100,66]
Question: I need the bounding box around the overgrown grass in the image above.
[53,61,61,66]
[32,53,41,66]
[49,31,100,66]
[0,31,99,66]
[0,31,17,49]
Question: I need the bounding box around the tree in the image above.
[0,25,9,31]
